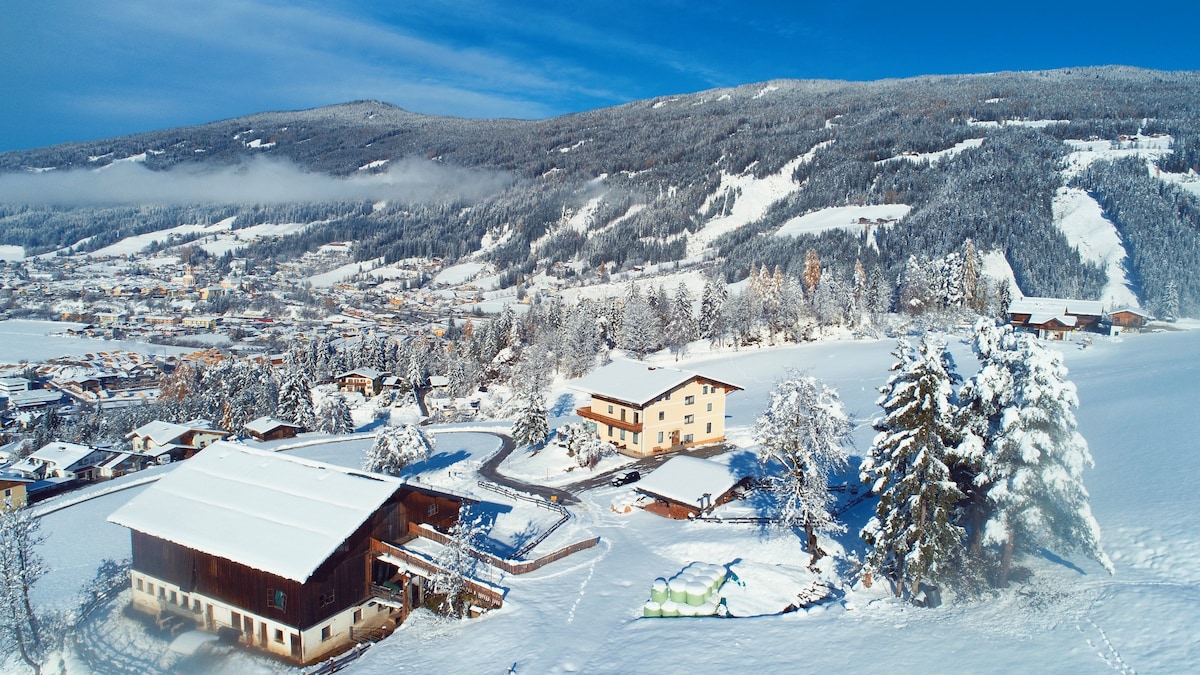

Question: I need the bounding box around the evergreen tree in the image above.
[431,509,486,618]
[971,327,1114,584]
[698,279,727,345]
[755,374,850,565]
[511,393,550,450]
[276,368,315,429]
[619,285,659,359]
[1158,279,1180,321]
[315,395,355,434]
[860,337,966,600]
[666,282,697,359]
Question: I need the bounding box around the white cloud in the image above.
[0,157,512,206]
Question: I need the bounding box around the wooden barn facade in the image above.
[108,442,473,665]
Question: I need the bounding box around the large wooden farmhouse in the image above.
[571,360,742,457]
[107,441,479,665]
[1007,296,1105,339]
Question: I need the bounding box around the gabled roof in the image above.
[108,441,409,583]
[1009,296,1105,318]
[243,416,301,435]
[570,359,742,408]
[127,419,224,446]
[337,367,382,380]
[635,456,746,509]
[1109,306,1151,318]
[27,441,101,468]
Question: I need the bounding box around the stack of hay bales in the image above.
[643,562,727,617]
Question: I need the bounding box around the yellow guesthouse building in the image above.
[572,359,742,457]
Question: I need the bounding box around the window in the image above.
[136,578,144,592]
[684,395,695,405]
[702,385,709,394]
[607,425,614,437]
[268,589,287,611]
[632,432,639,444]
[619,429,626,440]
[607,404,614,414]
[193,599,201,613]
[658,411,665,421]
[158,586,166,599]
[427,502,438,517]
[170,591,177,604]
[319,590,335,607]
[684,415,694,424]
[353,609,363,623]
[633,411,639,424]
[180,594,188,607]
[321,626,332,641]
[657,431,664,443]
[274,629,284,644]
[706,402,713,412]
[683,434,694,443]
[706,422,712,434]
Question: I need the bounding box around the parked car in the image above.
[611,470,641,486]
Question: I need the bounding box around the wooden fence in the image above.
[410,522,599,576]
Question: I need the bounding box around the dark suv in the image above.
[611,470,641,486]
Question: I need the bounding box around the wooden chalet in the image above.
[1108,307,1151,334]
[336,367,384,398]
[108,442,486,665]
[633,456,750,520]
[126,419,230,463]
[1008,296,1104,339]
[571,359,742,457]
[242,416,302,442]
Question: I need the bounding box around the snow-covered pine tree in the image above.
[315,395,355,434]
[666,282,697,360]
[276,368,315,429]
[363,424,434,476]
[971,326,1114,584]
[619,286,660,359]
[860,336,966,601]
[561,305,601,378]
[511,393,550,450]
[698,278,727,346]
[755,374,850,565]
[1159,278,1180,321]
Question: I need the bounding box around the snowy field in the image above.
[774,204,911,239]
[0,320,193,364]
[0,244,25,261]
[19,328,1200,673]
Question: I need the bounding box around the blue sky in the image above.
[2,0,1197,152]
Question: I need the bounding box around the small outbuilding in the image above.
[634,456,750,520]
[242,416,303,442]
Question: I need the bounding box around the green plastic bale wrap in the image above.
[651,578,668,603]
[668,578,688,603]
[659,600,680,617]
[685,581,709,606]
[643,601,662,617]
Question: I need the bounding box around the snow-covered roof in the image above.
[1028,312,1076,327]
[1109,306,1151,317]
[1010,296,1105,317]
[27,441,99,468]
[337,367,382,380]
[570,359,742,407]
[107,441,408,583]
[127,419,221,446]
[635,456,746,509]
[242,416,301,435]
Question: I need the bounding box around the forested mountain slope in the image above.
[3,66,1199,314]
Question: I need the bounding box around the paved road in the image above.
[479,432,734,498]
[476,432,581,505]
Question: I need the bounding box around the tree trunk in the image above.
[999,528,1016,587]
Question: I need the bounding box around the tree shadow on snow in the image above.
[550,392,576,418]
[1040,548,1087,575]
[403,450,471,475]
